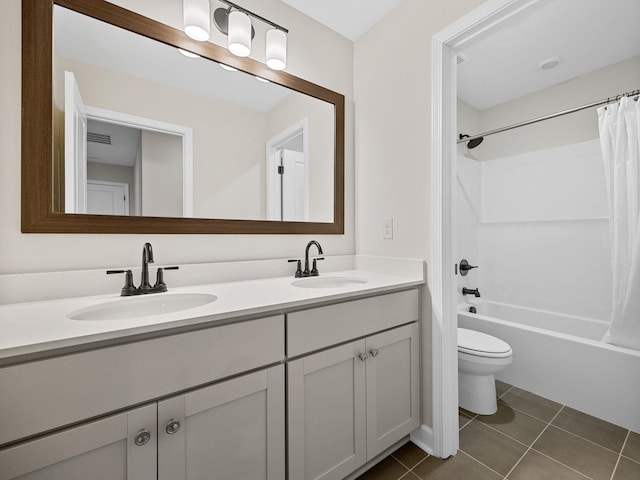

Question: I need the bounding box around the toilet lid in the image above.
[458,328,512,358]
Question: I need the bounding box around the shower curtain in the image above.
[598,96,640,350]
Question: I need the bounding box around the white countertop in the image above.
[0,270,423,361]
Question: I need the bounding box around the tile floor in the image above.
[356,381,640,480]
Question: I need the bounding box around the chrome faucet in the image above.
[462,287,481,297]
[107,243,179,296]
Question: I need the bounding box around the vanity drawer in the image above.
[287,289,419,357]
[0,315,284,446]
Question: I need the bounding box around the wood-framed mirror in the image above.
[22,0,344,234]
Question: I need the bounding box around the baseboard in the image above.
[410,424,435,456]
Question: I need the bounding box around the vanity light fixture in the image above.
[183,0,211,41]
[211,0,289,70]
[219,63,238,72]
[255,76,270,83]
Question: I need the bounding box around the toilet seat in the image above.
[458,328,512,358]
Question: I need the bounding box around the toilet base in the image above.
[458,371,498,415]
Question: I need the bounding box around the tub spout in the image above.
[462,287,481,297]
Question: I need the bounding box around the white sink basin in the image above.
[68,293,217,321]
[291,276,368,289]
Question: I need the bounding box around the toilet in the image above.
[458,328,513,415]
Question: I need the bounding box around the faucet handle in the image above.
[310,258,324,276]
[288,259,303,278]
[154,266,179,291]
[107,269,136,296]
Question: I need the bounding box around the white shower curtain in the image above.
[598,96,640,350]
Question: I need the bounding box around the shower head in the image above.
[459,134,484,149]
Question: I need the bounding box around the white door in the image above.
[0,404,156,480]
[288,341,367,480]
[281,149,306,221]
[158,365,285,480]
[64,71,88,214]
[87,180,129,215]
[266,123,308,221]
[365,323,421,459]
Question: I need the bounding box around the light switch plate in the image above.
[383,217,393,239]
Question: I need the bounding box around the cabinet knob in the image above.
[358,352,368,362]
[166,419,181,435]
[134,429,151,446]
[369,348,379,358]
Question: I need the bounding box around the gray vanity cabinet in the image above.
[0,366,285,480]
[287,290,420,480]
[157,365,285,480]
[288,341,367,480]
[0,404,157,480]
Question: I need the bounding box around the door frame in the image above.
[427,0,541,458]
[84,106,194,217]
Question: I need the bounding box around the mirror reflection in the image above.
[52,5,335,222]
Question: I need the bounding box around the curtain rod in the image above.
[457,88,640,144]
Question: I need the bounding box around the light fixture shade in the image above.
[228,11,252,57]
[266,29,287,70]
[183,0,210,41]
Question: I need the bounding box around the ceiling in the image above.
[280,0,639,110]
[456,0,640,110]
[280,0,403,41]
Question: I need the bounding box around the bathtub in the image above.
[458,301,640,432]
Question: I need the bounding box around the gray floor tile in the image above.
[460,419,528,475]
[500,388,563,423]
[356,456,409,480]
[507,450,590,480]
[533,425,618,480]
[392,442,428,470]
[622,430,640,463]
[496,380,512,398]
[460,411,474,430]
[613,457,640,480]
[551,406,628,452]
[413,451,501,480]
[477,401,547,446]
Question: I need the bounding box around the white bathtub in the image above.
[458,301,640,432]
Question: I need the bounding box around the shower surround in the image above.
[456,139,640,430]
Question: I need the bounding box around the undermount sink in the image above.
[68,293,217,321]
[291,276,368,289]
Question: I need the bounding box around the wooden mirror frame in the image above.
[22,0,344,234]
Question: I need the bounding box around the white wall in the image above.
[477,56,640,161]
[141,131,184,218]
[353,0,487,430]
[0,0,354,274]
[478,140,611,319]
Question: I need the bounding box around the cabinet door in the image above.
[0,404,156,480]
[158,365,285,480]
[365,322,420,459]
[288,341,367,480]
